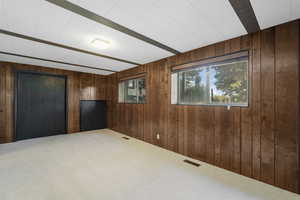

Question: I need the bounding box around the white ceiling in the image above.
[0,53,113,75]
[1,0,173,63]
[0,0,299,75]
[250,0,300,29]
[0,34,133,72]
[69,0,247,52]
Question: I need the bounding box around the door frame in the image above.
[14,70,68,141]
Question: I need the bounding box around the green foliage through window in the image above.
[172,57,248,106]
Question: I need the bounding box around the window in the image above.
[172,52,248,106]
[118,77,146,103]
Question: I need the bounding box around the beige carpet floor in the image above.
[0,129,299,200]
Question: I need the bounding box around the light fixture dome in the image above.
[91,38,111,49]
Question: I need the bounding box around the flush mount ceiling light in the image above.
[91,38,111,49]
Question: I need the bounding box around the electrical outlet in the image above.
[156,133,160,140]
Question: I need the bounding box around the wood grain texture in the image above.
[107,20,300,193]
[95,75,107,100]
[79,73,107,100]
[0,62,108,142]
[0,19,298,194]
[260,27,276,185]
[251,32,261,180]
[66,71,80,133]
[274,21,299,192]
[0,66,4,143]
[0,64,13,143]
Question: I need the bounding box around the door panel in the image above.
[16,71,67,141]
[80,100,107,131]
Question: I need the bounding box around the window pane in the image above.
[179,67,210,104]
[210,60,248,105]
[173,56,249,106]
[124,79,137,103]
[118,77,146,104]
[137,78,146,103]
[118,82,124,103]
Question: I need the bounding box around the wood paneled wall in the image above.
[107,20,300,193]
[0,62,107,143]
[80,73,107,100]
[0,19,299,194]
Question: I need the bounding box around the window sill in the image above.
[117,102,146,105]
[173,103,249,108]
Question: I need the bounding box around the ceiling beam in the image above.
[0,29,139,66]
[45,0,181,54]
[229,0,260,33]
[0,51,117,73]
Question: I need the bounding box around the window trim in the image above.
[172,51,250,107]
[118,75,146,104]
[118,73,145,82]
[172,51,249,72]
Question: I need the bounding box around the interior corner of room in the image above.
[0,0,300,199]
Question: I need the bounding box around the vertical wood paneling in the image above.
[6,65,14,142]
[108,20,300,194]
[80,73,106,101]
[166,58,179,152]
[252,32,262,180]
[0,62,108,141]
[229,40,243,174]
[109,66,146,140]
[151,62,161,145]
[260,28,276,185]
[66,71,80,133]
[95,75,106,100]
[214,41,235,170]
[187,107,196,158]
[137,104,144,140]
[177,105,185,155]
[142,72,149,142]
[275,21,299,192]
[158,59,168,148]
[195,107,215,163]
[106,75,113,129]
[183,106,189,156]
[80,73,94,100]
[232,106,241,173]
[0,65,5,143]
[239,35,254,177]
[144,63,154,144]
[202,46,216,165]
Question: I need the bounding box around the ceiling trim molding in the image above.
[0,29,139,65]
[45,0,181,54]
[229,0,260,33]
[0,51,117,73]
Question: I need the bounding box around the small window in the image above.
[118,77,146,104]
[171,52,248,107]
